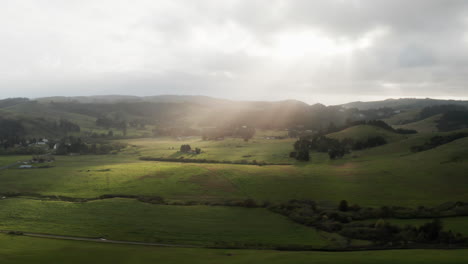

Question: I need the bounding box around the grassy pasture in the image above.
[1,233,468,264]
[120,136,296,164]
[0,156,29,168]
[383,109,421,125]
[327,125,406,142]
[0,135,467,207]
[0,198,336,247]
[394,114,441,133]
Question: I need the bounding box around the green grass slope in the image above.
[1,134,467,207]
[0,198,331,247]
[383,109,420,125]
[327,125,405,142]
[394,114,441,133]
[121,136,295,164]
[1,234,468,264]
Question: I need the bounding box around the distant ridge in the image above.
[341,98,468,110]
[4,95,468,109]
[34,94,310,106]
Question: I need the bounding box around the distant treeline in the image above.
[290,120,406,161]
[151,125,256,141]
[291,135,388,161]
[0,117,80,143]
[139,156,289,166]
[411,132,468,152]
[399,105,468,131]
[55,136,127,155]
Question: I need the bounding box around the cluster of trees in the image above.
[290,138,311,161]
[269,199,468,246]
[289,119,412,161]
[352,136,387,150]
[0,119,52,154]
[55,136,127,155]
[180,144,191,153]
[96,116,127,135]
[179,144,202,154]
[56,119,80,133]
[396,105,468,132]
[140,156,275,166]
[128,118,151,130]
[437,110,468,131]
[411,132,468,152]
[291,135,387,161]
[84,130,117,138]
[0,119,28,149]
[339,218,465,245]
[420,105,467,120]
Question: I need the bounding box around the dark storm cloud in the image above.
[1,0,468,104]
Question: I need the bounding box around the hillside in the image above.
[326,124,405,142]
[393,114,441,133]
[1,97,468,259]
[341,98,468,111]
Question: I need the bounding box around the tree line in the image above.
[270,199,468,246]
[291,135,388,161]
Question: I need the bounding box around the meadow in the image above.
[1,131,467,206]
[0,127,467,258]
[0,198,339,247]
[1,233,468,264]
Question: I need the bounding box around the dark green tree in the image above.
[339,200,349,212]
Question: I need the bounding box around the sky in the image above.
[1,0,468,105]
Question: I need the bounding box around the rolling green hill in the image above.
[393,114,441,133]
[326,125,405,142]
[1,96,468,258]
[0,198,334,247]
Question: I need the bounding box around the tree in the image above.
[195,147,201,154]
[238,126,256,142]
[419,219,443,241]
[296,149,310,161]
[339,200,349,212]
[180,144,192,153]
[294,138,311,161]
[328,145,346,159]
[243,198,257,208]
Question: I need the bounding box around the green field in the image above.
[1,134,467,207]
[394,115,441,133]
[383,109,421,125]
[1,127,468,259]
[327,125,406,142]
[0,198,337,247]
[0,156,29,168]
[1,234,467,264]
[120,136,295,164]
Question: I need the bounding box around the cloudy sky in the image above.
[1,0,468,104]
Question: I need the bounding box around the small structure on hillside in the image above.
[19,165,33,169]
